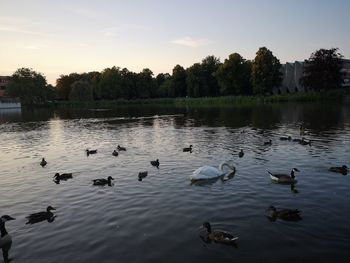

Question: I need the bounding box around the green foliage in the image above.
[6,67,48,104]
[169,65,187,97]
[69,81,93,101]
[186,63,203,97]
[251,47,282,95]
[156,73,171,97]
[216,53,252,95]
[137,68,157,98]
[301,48,343,91]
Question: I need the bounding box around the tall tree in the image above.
[137,68,156,98]
[216,53,252,95]
[55,73,80,100]
[251,47,282,95]
[6,68,48,104]
[186,63,203,97]
[301,48,343,91]
[69,80,93,101]
[201,55,221,96]
[169,65,187,97]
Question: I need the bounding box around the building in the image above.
[274,59,350,94]
[0,76,10,97]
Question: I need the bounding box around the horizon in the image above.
[1,0,350,85]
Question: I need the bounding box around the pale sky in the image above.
[1,0,350,85]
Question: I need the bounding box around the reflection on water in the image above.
[0,102,350,262]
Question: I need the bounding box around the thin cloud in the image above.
[170,36,210,48]
[101,27,120,37]
[73,8,102,18]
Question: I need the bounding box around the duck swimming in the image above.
[117,145,126,151]
[268,168,300,184]
[92,176,114,186]
[112,150,119,156]
[150,159,159,168]
[54,173,73,181]
[86,149,97,155]
[138,171,148,181]
[0,215,15,263]
[299,138,311,146]
[26,206,56,224]
[202,222,238,245]
[190,162,235,181]
[264,139,272,146]
[267,206,302,221]
[40,158,47,167]
[329,165,348,175]
[238,149,244,158]
[183,145,192,152]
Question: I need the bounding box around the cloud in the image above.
[101,27,120,37]
[0,16,42,35]
[73,8,101,18]
[170,36,209,48]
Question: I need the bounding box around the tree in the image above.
[186,63,203,97]
[201,55,221,96]
[6,67,48,104]
[97,66,122,100]
[169,65,187,97]
[301,48,343,91]
[251,47,282,95]
[137,68,156,98]
[155,73,171,97]
[216,53,252,95]
[69,81,93,101]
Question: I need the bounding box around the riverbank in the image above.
[42,89,350,108]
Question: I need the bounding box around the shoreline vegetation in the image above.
[48,89,349,108]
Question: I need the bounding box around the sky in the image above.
[1,0,350,85]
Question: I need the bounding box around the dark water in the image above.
[1,102,350,263]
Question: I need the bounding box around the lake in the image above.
[1,102,350,263]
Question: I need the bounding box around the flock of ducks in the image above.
[1,124,349,256]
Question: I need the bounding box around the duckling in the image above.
[268,168,300,184]
[53,173,73,181]
[150,159,160,168]
[329,165,348,175]
[280,136,292,141]
[264,139,272,146]
[238,149,244,158]
[112,150,119,156]
[92,176,114,186]
[0,215,15,262]
[267,206,302,221]
[138,171,148,181]
[86,149,97,156]
[117,145,126,151]
[202,222,238,245]
[183,145,193,152]
[26,206,56,224]
[40,158,47,167]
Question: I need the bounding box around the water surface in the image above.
[1,103,350,263]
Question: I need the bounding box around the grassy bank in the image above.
[48,89,349,108]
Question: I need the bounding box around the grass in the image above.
[48,89,349,108]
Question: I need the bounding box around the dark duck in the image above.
[26,206,56,224]
[329,165,348,175]
[86,149,97,156]
[0,215,15,263]
[268,168,300,184]
[150,159,160,168]
[40,158,47,167]
[92,176,114,186]
[138,171,148,181]
[267,206,302,221]
[183,145,192,152]
[117,145,126,151]
[202,222,238,245]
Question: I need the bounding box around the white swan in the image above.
[190,162,235,181]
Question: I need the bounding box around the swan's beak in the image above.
[294,168,300,172]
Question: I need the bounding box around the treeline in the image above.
[5,47,344,104]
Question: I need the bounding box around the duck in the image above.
[0,215,15,262]
[150,159,159,168]
[267,206,302,221]
[40,158,47,167]
[190,162,236,181]
[280,136,292,141]
[86,149,97,155]
[300,124,309,135]
[92,176,114,186]
[117,145,126,151]
[202,222,238,245]
[183,145,193,152]
[112,150,119,156]
[329,165,348,175]
[26,206,56,224]
[292,138,302,143]
[238,149,244,158]
[264,139,272,146]
[53,173,73,181]
[300,138,311,146]
[138,171,148,181]
[268,168,300,184]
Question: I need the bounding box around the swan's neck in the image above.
[219,163,233,172]
[0,220,8,237]
[291,170,295,178]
